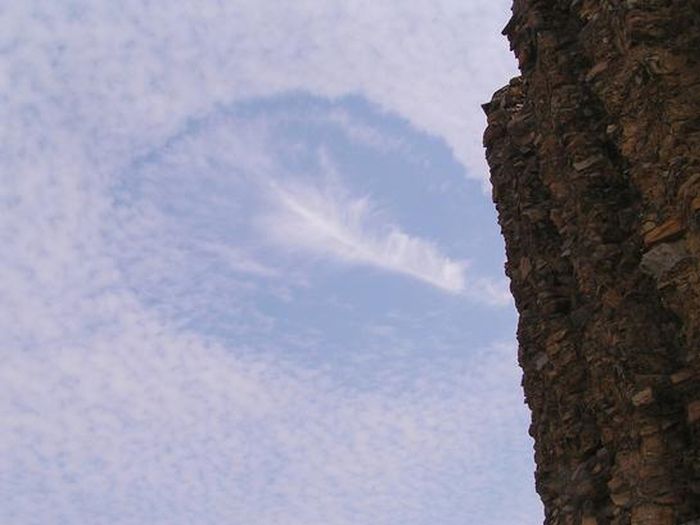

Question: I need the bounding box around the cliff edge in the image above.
[483,1,700,524]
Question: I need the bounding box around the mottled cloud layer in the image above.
[2,0,515,180]
[2,329,534,525]
[0,1,540,524]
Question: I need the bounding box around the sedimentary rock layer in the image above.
[483,1,700,524]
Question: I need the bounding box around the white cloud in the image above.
[259,178,467,293]
[199,242,279,278]
[256,173,512,305]
[0,323,538,525]
[105,106,507,303]
[2,0,516,181]
[0,2,538,524]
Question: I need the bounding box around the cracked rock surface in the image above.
[483,1,700,523]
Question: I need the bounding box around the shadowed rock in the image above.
[483,1,700,523]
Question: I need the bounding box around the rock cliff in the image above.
[483,1,700,524]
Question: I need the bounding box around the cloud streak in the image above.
[260,179,467,293]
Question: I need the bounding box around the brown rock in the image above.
[640,242,690,280]
[631,504,674,525]
[610,490,632,507]
[670,368,694,385]
[692,196,700,213]
[643,218,685,248]
[688,401,700,424]
[641,434,665,460]
[632,387,654,407]
[483,1,700,523]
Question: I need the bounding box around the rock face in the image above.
[483,1,700,524]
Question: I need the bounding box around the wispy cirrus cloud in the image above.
[256,171,512,305]
[110,103,510,304]
[259,178,467,293]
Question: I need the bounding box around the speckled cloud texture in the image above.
[0,2,541,524]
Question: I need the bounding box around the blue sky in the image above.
[0,2,542,524]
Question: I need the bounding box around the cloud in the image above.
[108,103,508,304]
[1,0,516,181]
[259,178,467,293]
[0,323,538,525]
[0,2,538,524]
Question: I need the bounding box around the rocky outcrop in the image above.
[483,1,700,524]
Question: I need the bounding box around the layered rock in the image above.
[483,1,700,523]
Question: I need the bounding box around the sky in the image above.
[0,2,543,524]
